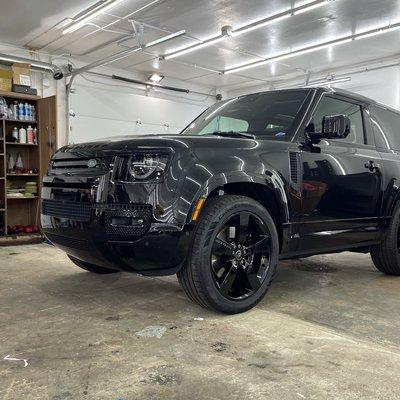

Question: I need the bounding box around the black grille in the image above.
[289,152,299,184]
[42,200,93,221]
[51,158,101,170]
[45,233,93,251]
[105,204,153,238]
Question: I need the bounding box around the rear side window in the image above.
[370,106,400,150]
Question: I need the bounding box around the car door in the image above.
[297,94,383,253]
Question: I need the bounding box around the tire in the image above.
[67,255,119,274]
[177,195,279,314]
[370,204,400,275]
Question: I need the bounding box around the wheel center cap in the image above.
[235,250,243,260]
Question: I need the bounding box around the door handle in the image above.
[364,160,380,172]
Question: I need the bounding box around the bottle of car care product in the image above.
[18,126,27,144]
[33,128,38,144]
[27,126,34,144]
[12,127,18,142]
[24,103,29,121]
[18,103,24,120]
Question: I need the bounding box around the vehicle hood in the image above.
[56,134,262,158]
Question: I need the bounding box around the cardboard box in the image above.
[12,63,31,87]
[0,68,12,92]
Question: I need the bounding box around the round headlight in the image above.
[128,154,168,180]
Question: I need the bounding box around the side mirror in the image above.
[306,114,351,143]
[322,114,351,139]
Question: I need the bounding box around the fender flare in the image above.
[186,169,290,224]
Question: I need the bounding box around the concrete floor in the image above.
[1,245,400,400]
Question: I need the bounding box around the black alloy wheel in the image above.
[177,195,279,314]
[211,211,271,300]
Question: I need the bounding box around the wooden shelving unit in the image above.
[0,90,57,245]
[0,91,42,244]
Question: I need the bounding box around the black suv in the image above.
[41,87,400,314]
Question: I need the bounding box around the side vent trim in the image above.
[289,152,301,192]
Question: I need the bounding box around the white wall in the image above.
[336,67,400,110]
[227,65,400,111]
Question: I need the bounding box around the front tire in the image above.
[371,205,400,275]
[177,195,279,314]
[67,255,119,274]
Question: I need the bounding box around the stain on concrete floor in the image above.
[1,244,400,399]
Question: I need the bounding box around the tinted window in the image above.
[370,106,400,150]
[181,90,310,141]
[198,116,249,135]
[310,96,365,145]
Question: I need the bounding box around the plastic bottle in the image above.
[31,105,36,121]
[33,128,38,144]
[27,126,34,144]
[16,153,24,169]
[24,103,29,121]
[18,126,27,144]
[8,153,15,172]
[13,101,18,118]
[18,103,24,120]
[0,97,6,117]
[12,127,18,142]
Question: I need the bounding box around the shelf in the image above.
[6,142,38,146]
[0,232,43,246]
[7,196,38,200]
[7,173,39,177]
[0,90,40,101]
[3,119,38,124]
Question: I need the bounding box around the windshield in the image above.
[181,90,310,140]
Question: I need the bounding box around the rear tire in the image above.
[370,205,400,275]
[177,195,279,314]
[67,255,119,274]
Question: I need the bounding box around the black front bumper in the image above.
[41,200,192,276]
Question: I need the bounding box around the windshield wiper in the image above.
[211,131,256,139]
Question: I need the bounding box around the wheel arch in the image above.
[189,171,290,251]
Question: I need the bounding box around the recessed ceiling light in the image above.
[148,73,165,83]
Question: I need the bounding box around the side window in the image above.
[311,96,365,145]
[369,106,400,150]
[198,116,249,135]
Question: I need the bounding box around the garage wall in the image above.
[336,67,400,110]
[227,65,400,110]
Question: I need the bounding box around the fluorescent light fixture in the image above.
[224,20,400,75]
[354,24,400,40]
[148,73,164,83]
[224,37,353,74]
[145,30,186,47]
[231,14,292,36]
[63,0,126,35]
[232,0,330,36]
[162,0,331,60]
[164,36,227,60]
